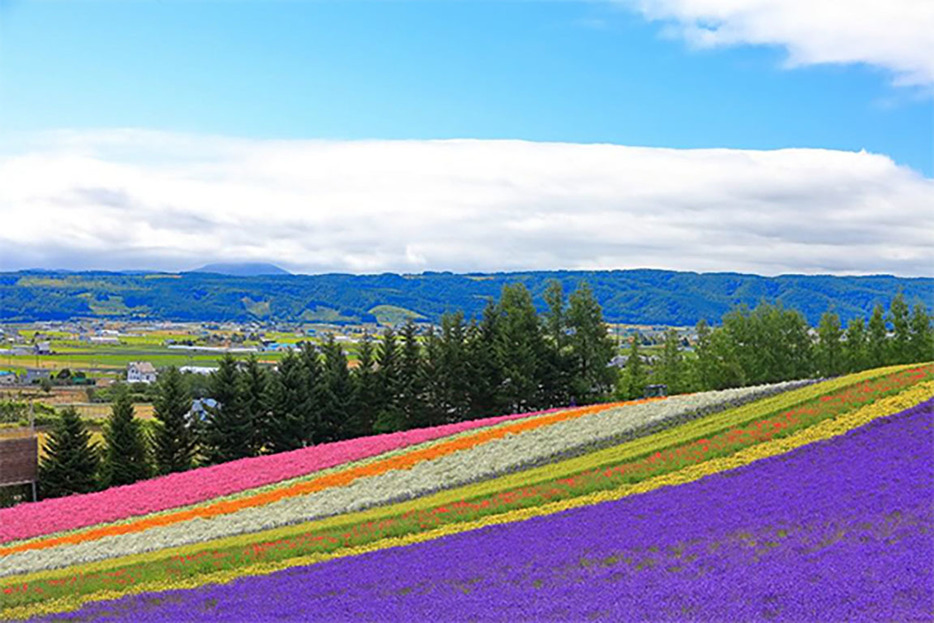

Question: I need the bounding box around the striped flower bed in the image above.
[41,396,928,623]
[0,402,624,561]
[0,406,573,544]
[0,382,809,578]
[2,364,931,621]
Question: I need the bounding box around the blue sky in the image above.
[2,1,930,173]
[0,1,931,276]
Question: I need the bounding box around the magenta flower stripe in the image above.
[0,408,560,544]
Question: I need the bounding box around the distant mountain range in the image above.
[189,263,291,277]
[0,269,930,326]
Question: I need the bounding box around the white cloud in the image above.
[620,0,934,86]
[0,129,931,276]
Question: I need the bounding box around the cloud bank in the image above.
[0,130,931,277]
[621,0,934,86]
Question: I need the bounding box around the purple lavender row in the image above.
[38,399,934,623]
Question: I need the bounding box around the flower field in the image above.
[0,406,574,544]
[1,363,931,621]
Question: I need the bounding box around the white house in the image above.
[127,361,158,384]
[179,366,218,376]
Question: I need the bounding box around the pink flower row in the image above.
[0,408,561,544]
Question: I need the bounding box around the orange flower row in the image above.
[1,400,648,556]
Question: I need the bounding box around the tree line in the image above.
[617,292,933,398]
[33,286,932,500]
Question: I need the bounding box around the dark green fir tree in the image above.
[39,407,100,499]
[374,327,405,433]
[101,386,150,488]
[202,355,253,465]
[349,332,380,437]
[319,334,355,442]
[263,351,313,452]
[152,366,197,475]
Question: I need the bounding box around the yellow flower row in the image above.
[5,378,930,621]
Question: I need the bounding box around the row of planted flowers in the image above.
[29,391,930,623]
[3,367,930,617]
[0,382,804,576]
[1,402,607,550]
[0,402,622,559]
[0,405,574,544]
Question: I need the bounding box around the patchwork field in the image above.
[1,364,931,621]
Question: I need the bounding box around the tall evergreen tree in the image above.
[39,407,100,499]
[299,343,325,443]
[101,387,150,488]
[440,312,471,421]
[844,317,868,373]
[374,327,405,432]
[152,366,197,475]
[908,302,933,363]
[419,325,448,426]
[888,293,911,364]
[263,352,313,452]
[465,300,503,418]
[617,333,648,400]
[652,328,684,394]
[541,280,572,408]
[319,334,354,441]
[202,354,253,465]
[868,303,888,368]
[240,356,268,456]
[494,283,548,412]
[815,311,844,377]
[566,282,616,403]
[349,332,380,437]
[398,321,426,429]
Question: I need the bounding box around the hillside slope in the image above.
[2,269,931,325]
[1,364,931,621]
[51,395,930,622]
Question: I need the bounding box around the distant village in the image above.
[0,319,697,391]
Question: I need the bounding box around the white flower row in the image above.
[0,380,808,577]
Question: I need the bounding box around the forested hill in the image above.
[0,269,930,326]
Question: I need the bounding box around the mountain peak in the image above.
[188,262,291,277]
